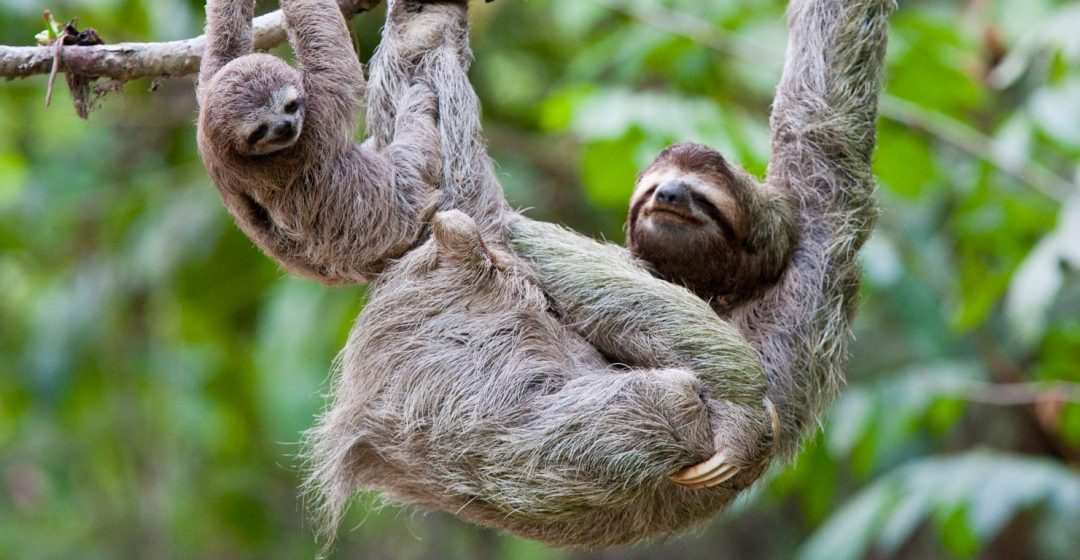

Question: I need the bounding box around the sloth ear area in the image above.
[430,210,500,270]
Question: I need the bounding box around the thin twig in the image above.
[589,0,767,60]
[45,39,63,106]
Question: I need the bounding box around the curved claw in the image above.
[671,398,781,489]
[669,451,742,489]
[764,397,781,450]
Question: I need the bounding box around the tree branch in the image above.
[958,381,1080,406]
[0,0,380,82]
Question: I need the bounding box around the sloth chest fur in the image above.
[340,247,609,429]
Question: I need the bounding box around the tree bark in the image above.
[0,0,379,82]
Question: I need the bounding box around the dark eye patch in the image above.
[691,191,741,245]
[284,100,299,114]
[247,123,269,146]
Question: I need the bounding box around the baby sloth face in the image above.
[237,83,305,156]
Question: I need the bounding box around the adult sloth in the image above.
[301,4,776,548]
[194,0,894,548]
[309,0,893,547]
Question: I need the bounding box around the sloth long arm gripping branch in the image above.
[731,0,896,459]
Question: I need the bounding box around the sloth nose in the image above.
[654,180,691,207]
[274,119,295,138]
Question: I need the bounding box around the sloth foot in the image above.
[669,451,740,489]
[670,397,781,490]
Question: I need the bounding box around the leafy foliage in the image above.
[1,0,1079,558]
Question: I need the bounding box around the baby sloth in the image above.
[628,142,797,309]
[196,0,443,285]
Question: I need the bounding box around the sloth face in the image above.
[628,160,747,301]
[629,167,745,251]
[626,142,794,306]
[235,83,305,156]
[204,56,306,158]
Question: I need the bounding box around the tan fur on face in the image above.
[632,165,744,236]
[626,143,797,307]
[233,84,304,156]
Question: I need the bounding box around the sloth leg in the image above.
[367,0,509,233]
[429,209,500,268]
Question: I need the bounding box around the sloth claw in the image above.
[671,398,779,489]
[669,451,741,489]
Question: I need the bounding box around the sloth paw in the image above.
[670,397,781,490]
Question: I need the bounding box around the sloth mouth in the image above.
[644,204,702,225]
[273,128,300,145]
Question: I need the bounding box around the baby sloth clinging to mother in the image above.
[627,142,798,310]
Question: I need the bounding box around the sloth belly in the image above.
[308,232,742,547]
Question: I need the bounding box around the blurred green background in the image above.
[2,0,1080,558]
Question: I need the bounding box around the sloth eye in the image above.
[284,100,299,114]
[247,123,269,145]
[691,191,739,241]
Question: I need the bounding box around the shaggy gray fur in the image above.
[196,0,893,549]
[301,0,775,547]
[308,209,773,547]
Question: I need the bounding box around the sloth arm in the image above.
[727,0,895,459]
[509,218,767,404]
[365,0,511,234]
[282,0,365,149]
[198,0,255,100]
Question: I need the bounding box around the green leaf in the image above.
[798,482,897,560]
[580,131,644,209]
[539,85,596,132]
[802,452,1080,559]
[874,125,938,198]
[937,506,980,558]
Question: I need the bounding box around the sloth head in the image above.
[201,54,306,157]
[627,142,797,307]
